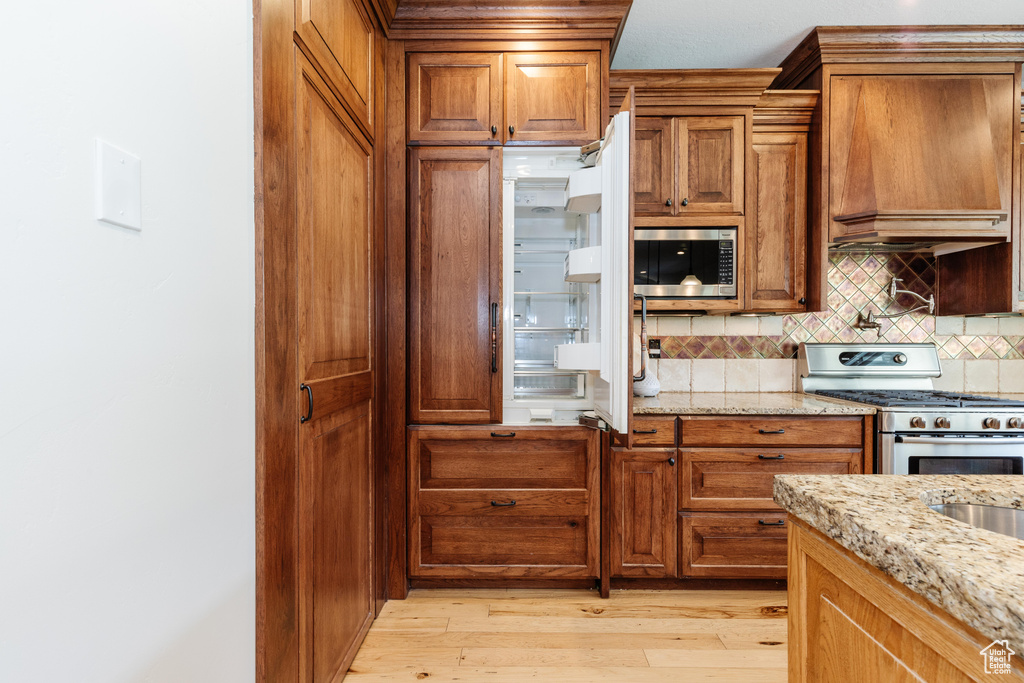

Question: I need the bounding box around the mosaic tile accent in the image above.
[653,252,1024,361]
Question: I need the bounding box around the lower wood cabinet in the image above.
[679,512,788,579]
[408,425,599,578]
[609,447,677,578]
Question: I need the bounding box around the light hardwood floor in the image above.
[347,589,788,681]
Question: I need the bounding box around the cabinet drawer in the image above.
[412,514,595,578]
[679,416,863,447]
[410,427,596,489]
[417,489,589,516]
[630,416,676,446]
[679,512,788,579]
[679,448,862,510]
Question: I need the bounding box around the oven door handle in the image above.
[894,435,1024,445]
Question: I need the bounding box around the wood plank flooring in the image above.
[347,589,788,681]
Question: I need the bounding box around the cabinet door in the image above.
[409,147,502,424]
[676,116,744,214]
[406,52,502,144]
[610,448,677,578]
[505,52,601,144]
[747,132,808,311]
[633,117,675,215]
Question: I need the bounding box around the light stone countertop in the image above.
[633,392,876,416]
[774,474,1024,651]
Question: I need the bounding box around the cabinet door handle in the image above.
[491,500,517,507]
[508,125,515,136]
[633,428,657,434]
[798,297,806,305]
[758,428,785,434]
[667,457,676,466]
[758,519,785,526]
[681,198,689,207]
[757,454,785,460]
[490,432,516,438]
[491,125,498,135]
[491,302,498,373]
[299,383,313,424]
[665,199,672,206]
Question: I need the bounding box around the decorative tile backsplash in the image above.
[638,251,1024,394]
[651,252,1024,361]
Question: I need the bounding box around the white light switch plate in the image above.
[95,138,141,230]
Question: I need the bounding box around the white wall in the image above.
[0,2,255,681]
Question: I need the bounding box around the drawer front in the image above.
[410,427,597,489]
[679,512,788,579]
[630,416,676,446]
[679,416,864,447]
[417,489,589,516]
[412,514,595,578]
[679,448,862,510]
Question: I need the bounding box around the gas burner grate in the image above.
[814,389,1024,408]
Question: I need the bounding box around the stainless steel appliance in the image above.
[634,228,736,298]
[798,343,1024,475]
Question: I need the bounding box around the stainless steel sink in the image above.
[929,503,1024,541]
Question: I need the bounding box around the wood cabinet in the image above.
[609,447,677,578]
[408,426,600,578]
[787,516,1024,682]
[408,146,502,424]
[407,50,601,145]
[676,415,867,579]
[631,115,744,217]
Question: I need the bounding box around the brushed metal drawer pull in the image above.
[758,428,785,434]
[757,454,785,460]
[491,500,517,507]
[758,519,785,526]
[490,432,516,438]
[633,428,658,434]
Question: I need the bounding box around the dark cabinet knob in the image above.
[491,125,497,135]
[665,199,672,206]
[508,125,515,136]
[798,297,806,305]
[667,457,676,466]
[681,198,689,207]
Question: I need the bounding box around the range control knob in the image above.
[934,417,951,429]
[909,416,926,429]
[983,417,1001,429]
[1008,417,1023,429]
[893,353,907,364]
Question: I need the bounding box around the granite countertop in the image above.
[633,392,876,416]
[774,474,1024,651]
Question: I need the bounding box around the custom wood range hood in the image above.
[776,25,1024,257]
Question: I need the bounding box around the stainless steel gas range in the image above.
[798,343,1024,475]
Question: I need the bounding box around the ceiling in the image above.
[611,0,1024,69]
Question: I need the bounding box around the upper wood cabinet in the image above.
[294,0,376,135]
[408,146,502,424]
[504,52,601,144]
[631,115,745,217]
[676,116,745,215]
[407,52,503,144]
[407,51,601,145]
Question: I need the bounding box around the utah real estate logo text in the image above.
[980,640,1015,675]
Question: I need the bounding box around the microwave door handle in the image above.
[895,435,1024,445]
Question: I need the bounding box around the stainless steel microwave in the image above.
[634,228,737,298]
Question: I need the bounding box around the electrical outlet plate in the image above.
[95,138,141,230]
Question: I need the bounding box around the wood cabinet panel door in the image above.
[747,132,808,311]
[409,147,502,424]
[505,52,601,144]
[407,53,503,144]
[633,117,676,215]
[610,448,677,578]
[676,116,744,214]
[679,512,788,578]
[295,52,375,683]
[294,0,375,134]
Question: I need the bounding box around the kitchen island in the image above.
[775,474,1024,681]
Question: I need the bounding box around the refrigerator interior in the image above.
[503,149,598,423]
